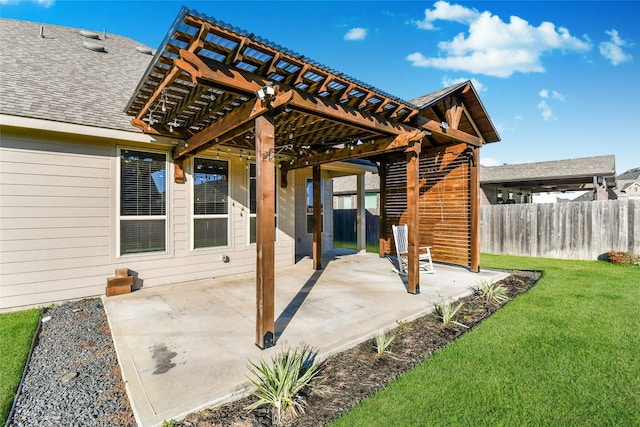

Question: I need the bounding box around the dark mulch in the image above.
[176,270,542,427]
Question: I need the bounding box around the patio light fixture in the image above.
[256,82,275,105]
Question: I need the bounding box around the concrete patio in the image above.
[103,250,508,426]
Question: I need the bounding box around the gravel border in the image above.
[7,299,134,427]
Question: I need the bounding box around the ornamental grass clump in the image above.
[373,330,398,359]
[476,279,510,303]
[433,299,467,328]
[246,344,324,426]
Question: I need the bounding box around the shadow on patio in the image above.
[103,250,508,426]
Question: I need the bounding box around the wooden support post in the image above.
[356,173,366,254]
[378,158,388,257]
[312,165,322,270]
[255,113,276,349]
[407,149,420,294]
[174,160,185,184]
[469,146,481,273]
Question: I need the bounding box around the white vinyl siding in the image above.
[0,130,297,310]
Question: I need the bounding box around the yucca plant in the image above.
[433,299,468,328]
[246,345,324,426]
[373,330,398,359]
[476,279,510,303]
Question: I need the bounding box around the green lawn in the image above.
[331,254,640,426]
[333,240,379,254]
[0,308,41,424]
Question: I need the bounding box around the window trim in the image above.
[191,155,231,251]
[248,162,278,245]
[116,147,169,258]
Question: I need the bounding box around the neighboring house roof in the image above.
[614,167,640,196]
[410,80,500,145]
[480,155,617,192]
[0,18,153,132]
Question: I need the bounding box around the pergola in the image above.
[125,7,498,348]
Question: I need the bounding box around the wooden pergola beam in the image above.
[312,165,322,270]
[133,22,211,125]
[177,49,263,96]
[182,12,419,121]
[286,129,427,170]
[444,96,463,130]
[406,142,422,294]
[173,89,293,160]
[255,112,276,349]
[415,116,483,146]
[461,103,484,142]
[469,146,481,273]
[288,91,414,137]
[378,157,389,257]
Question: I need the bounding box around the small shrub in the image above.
[607,251,632,265]
[396,320,409,330]
[373,331,398,359]
[475,279,510,303]
[246,344,324,426]
[433,299,468,328]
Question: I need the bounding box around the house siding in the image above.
[0,129,296,310]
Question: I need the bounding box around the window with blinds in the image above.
[119,149,167,255]
[193,157,229,249]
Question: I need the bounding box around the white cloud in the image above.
[599,29,632,65]
[412,0,479,30]
[539,89,564,101]
[344,27,367,41]
[537,100,555,121]
[514,115,523,121]
[480,156,501,166]
[408,1,591,77]
[441,76,486,92]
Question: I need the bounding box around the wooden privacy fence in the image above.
[333,209,380,245]
[481,200,640,260]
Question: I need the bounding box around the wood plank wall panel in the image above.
[385,143,472,268]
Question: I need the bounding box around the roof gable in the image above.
[410,81,500,144]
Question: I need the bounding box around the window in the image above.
[335,195,352,209]
[365,192,378,210]
[306,178,323,233]
[249,163,277,244]
[119,149,167,255]
[193,157,229,249]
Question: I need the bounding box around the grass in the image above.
[0,308,41,424]
[331,254,640,426]
[333,240,379,254]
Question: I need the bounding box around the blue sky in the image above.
[2,0,639,175]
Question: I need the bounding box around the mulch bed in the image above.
[176,270,542,427]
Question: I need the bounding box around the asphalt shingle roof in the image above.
[408,81,468,109]
[480,155,616,183]
[0,18,153,132]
